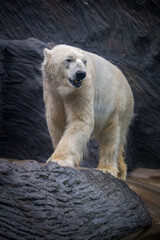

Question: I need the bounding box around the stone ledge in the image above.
[0,159,151,240]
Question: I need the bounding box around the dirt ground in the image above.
[122,168,160,240]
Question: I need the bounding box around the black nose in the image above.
[76,71,86,81]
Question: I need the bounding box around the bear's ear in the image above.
[43,48,52,59]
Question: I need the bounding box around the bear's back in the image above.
[84,50,134,133]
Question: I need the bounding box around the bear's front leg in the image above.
[47,94,94,168]
[47,120,93,167]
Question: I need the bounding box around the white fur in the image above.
[42,45,134,180]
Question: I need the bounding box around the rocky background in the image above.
[0,1,160,239]
[0,0,160,171]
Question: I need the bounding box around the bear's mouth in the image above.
[69,78,82,88]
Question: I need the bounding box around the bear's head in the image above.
[43,45,87,89]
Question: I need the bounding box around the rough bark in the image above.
[0,159,151,240]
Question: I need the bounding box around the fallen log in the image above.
[0,159,151,240]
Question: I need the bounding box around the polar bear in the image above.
[42,44,134,180]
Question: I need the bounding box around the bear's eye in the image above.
[66,59,73,63]
[83,60,87,65]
